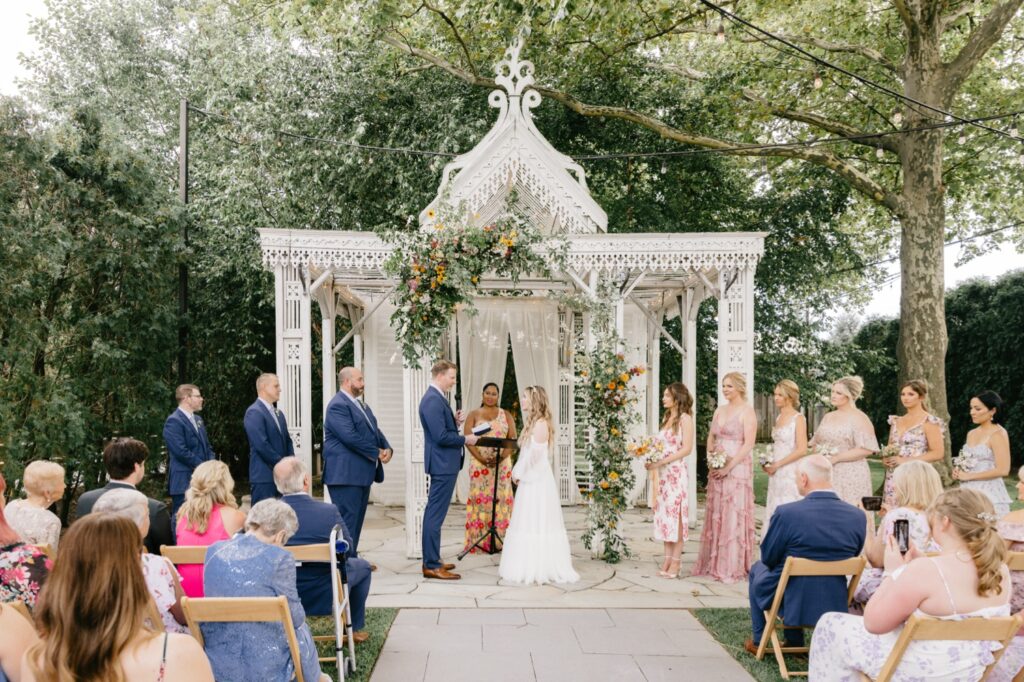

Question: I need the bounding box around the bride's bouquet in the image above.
[628,436,666,465]
[707,446,727,470]
[952,448,978,473]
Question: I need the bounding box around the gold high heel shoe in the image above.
[661,558,681,579]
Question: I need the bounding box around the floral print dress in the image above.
[0,542,52,609]
[883,414,946,509]
[464,409,514,553]
[652,426,687,543]
[987,521,1024,682]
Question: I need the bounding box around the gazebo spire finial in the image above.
[489,37,542,122]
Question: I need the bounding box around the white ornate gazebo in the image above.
[258,42,765,558]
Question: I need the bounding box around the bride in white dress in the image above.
[498,386,579,585]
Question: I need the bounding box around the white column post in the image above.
[315,285,337,499]
[276,265,312,475]
[681,289,699,528]
[717,267,754,403]
[403,359,432,559]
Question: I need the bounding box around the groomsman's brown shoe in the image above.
[351,630,370,644]
[442,563,456,571]
[422,567,461,580]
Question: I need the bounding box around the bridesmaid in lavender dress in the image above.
[953,391,1012,517]
[809,376,879,506]
[882,380,945,509]
[761,380,807,539]
[691,372,756,584]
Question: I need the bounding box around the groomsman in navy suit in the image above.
[274,457,372,643]
[163,383,216,521]
[244,373,294,504]
[323,367,392,558]
[744,455,866,655]
[418,359,479,580]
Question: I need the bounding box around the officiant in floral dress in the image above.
[463,383,518,553]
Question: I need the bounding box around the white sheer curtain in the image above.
[455,300,510,503]
[506,300,560,461]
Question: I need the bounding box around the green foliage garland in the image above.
[574,285,647,563]
[383,204,565,368]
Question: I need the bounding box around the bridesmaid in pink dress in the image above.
[810,376,879,506]
[645,382,695,579]
[692,372,757,584]
[174,461,247,597]
[882,379,945,509]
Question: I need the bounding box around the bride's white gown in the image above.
[498,436,579,584]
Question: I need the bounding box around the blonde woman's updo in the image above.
[775,380,800,409]
[927,488,1006,597]
[179,460,238,533]
[723,372,747,399]
[833,375,865,402]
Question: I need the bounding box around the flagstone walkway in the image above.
[368,607,754,681]
[359,503,758,609]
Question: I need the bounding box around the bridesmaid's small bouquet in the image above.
[707,446,727,470]
[952,448,978,473]
[628,436,666,465]
[812,444,839,459]
[758,450,773,468]
[872,444,899,460]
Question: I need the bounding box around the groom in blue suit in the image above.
[419,360,479,580]
[163,383,216,521]
[244,372,294,504]
[745,454,866,654]
[323,366,392,557]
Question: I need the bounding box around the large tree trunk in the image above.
[897,22,953,476]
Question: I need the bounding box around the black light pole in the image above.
[178,99,189,384]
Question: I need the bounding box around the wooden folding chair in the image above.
[857,613,1022,682]
[1006,551,1024,572]
[285,525,355,679]
[159,545,210,565]
[756,556,867,679]
[181,596,306,682]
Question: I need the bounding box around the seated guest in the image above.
[809,488,1011,681]
[0,600,39,682]
[4,460,65,550]
[274,457,372,643]
[986,466,1024,681]
[94,489,189,633]
[854,460,942,605]
[75,437,173,554]
[744,455,866,655]
[0,473,51,609]
[174,460,246,597]
[202,499,328,682]
[22,514,213,682]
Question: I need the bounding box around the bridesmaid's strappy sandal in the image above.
[661,558,681,579]
[658,554,672,576]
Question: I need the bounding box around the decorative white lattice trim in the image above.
[417,39,607,235]
[258,229,765,275]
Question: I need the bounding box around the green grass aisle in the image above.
[310,607,398,681]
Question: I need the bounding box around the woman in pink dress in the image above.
[645,382,695,579]
[175,461,246,597]
[882,379,945,509]
[691,372,756,584]
[810,376,879,506]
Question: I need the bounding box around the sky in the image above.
[2,0,1022,320]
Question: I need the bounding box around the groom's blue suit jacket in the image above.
[418,388,465,476]
[751,490,866,627]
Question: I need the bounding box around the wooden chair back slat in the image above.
[160,545,209,564]
[1006,551,1024,572]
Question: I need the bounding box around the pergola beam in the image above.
[332,284,397,354]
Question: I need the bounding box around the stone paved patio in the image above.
[359,502,759,609]
[368,608,754,681]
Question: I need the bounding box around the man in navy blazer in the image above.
[745,454,867,654]
[274,457,372,643]
[244,373,294,504]
[322,366,392,558]
[418,360,479,580]
[163,383,216,521]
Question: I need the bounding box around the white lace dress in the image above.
[498,438,579,585]
[762,414,802,539]
[810,559,1011,681]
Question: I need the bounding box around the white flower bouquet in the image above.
[707,447,727,470]
[952,449,978,473]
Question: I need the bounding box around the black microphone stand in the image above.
[458,436,519,559]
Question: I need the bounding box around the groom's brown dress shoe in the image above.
[443,563,456,570]
[422,567,461,580]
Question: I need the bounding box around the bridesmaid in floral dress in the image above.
[810,376,879,506]
[761,380,807,539]
[953,391,1012,517]
[691,372,756,584]
[463,383,517,553]
[882,380,945,509]
[645,382,695,579]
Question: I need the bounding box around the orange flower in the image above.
[599,480,610,490]
[607,381,616,390]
